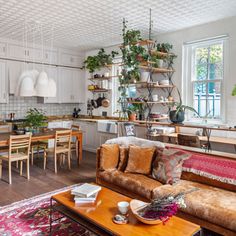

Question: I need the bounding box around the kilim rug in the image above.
[0,185,96,236]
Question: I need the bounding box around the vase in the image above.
[129,113,136,121]
[169,110,185,123]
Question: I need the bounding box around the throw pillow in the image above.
[125,145,156,175]
[152,148,190,184]
[118,146,129,171]
[100,144,119,171]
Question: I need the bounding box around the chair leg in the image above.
[27,158,30,180]
[68,152,71,170]
[16,161,19,168]
[0,160,2,179]
[20,161,23,176]
[54,153,57,174]
[31,147,34,165]
[8,161,12,184]
[75,140,79,159]
[43,151,47,170]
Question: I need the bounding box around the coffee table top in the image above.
[52,185,200,236]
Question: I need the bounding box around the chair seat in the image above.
[46,146,70,154]
[0,152,28,161]
[31,141,48,148]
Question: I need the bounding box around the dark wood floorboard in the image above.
[0,151,96,206]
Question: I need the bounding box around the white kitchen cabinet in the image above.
[60,52,82,67]
[0,42,7,57]
[8,44,42,62]
[73,69,85,103]
[44,49,58,64]
[0,60,8,103]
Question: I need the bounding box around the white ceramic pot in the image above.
[140,71,150,82]
[158,59,164,68]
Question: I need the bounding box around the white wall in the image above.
[156,16,236,126]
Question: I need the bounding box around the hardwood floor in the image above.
[0,151,96,206]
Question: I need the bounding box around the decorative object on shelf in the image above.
[169,89,199,123]
[126,104,138,121]
[24,108,47,133]
[130,188,197,225]
[232,85,236,96]
[83,48,118,73]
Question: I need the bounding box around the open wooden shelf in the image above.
[150,50,176,57]
[89,75,121,81]
[88,89,111,93]
[139,65,174,73]
[127,101,173,105]
[119,39,155,48]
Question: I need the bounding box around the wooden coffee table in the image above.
[50,185,201,236]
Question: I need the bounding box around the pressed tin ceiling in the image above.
[0,0,235,51]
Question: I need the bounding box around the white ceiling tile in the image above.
[0,0,235,51]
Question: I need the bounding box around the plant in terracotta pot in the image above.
[126,104,139,121]
[169,89,199,123]
[24,108,47,133]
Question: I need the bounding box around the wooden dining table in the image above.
[0,128,83,166]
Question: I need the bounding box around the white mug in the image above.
[117,201,129,215]
[152,94,158,102]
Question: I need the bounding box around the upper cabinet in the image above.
[60,51,83,67]
[43,49,58,64]
[59,68,85,103]
[0,60,8,103]
[0,43,7,57]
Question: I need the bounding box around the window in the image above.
[183,36,228,122]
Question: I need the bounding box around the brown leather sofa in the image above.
[96,148,236,236]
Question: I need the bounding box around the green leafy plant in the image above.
[232,85,236,96]
[156,43,173,53]
[83,48,118,73]
[171,89,199,116]
[123,29,142,45]
[25,108,47,129]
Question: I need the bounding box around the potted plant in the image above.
[156,43,173,53]
[83,48,118,73]
[126,104,139,121]
[24,108,47,133]
[123,29,142,45]
[169,89,199,123]
[232,85,236,96]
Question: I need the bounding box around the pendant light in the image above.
[19,76,36,96]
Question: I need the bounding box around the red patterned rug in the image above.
[0,185,96,236]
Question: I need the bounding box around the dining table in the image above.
[0,128,83,166]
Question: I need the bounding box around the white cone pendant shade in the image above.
[19,76,36,96]
[35,71,49,97]
[15,69,39,96]
[47,78,57,97]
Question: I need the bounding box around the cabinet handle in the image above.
[27,50,29,56]
[24,50,26,56]
[3,46,5,53]
[70,57,74,63]
[45,53,48,59]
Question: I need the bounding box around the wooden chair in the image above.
[31,141,48,165]
[43,130,72,173]
[71,125,80,158]
[177,133,201,148]
[0,134,31,184]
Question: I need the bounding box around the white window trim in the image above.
[182,35,229,124]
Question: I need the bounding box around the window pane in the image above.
[195,47,208,81]
[209,44,223,80]
[207,81,221,118]
[193,82,207,117]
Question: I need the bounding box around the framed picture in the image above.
[124,123,136,136]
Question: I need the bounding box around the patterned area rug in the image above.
[0,185,96,236]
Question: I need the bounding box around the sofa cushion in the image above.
[153,179,236,231]
[152,148,190,184]
[118,147,129,171]
[125,145,156,175]
[182,151,236,186]
[100,144,119,171]
[98,170,162,199]
[181,171,236,192]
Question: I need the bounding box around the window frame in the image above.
[182,35,229,123]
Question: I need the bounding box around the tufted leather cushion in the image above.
[98,170,162,199]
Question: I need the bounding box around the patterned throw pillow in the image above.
[152,148,190,184]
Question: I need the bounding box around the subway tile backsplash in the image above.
[0,95,81,120]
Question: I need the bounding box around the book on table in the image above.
[71,183,101,203]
